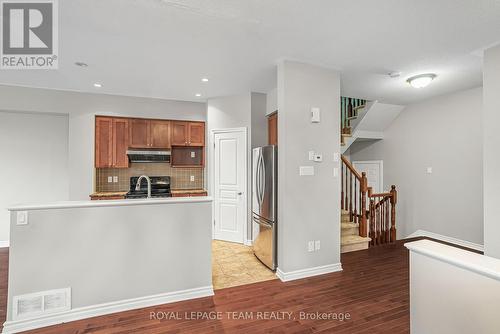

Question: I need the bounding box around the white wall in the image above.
[349,87,483,244]
[0,111,69,244]
[251,92,268,148]
[483,44,500,259]
[266,87,277,115]
[277,61,341,275]
[0,85,206,201]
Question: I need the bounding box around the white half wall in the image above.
[0,111,69,243]
[277,60,341,275]
[483,44,500,259]
[349,87,483,244]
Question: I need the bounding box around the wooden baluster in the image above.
[344,166,348,211]
[360,173,367,237]
[354,177,358,225]
[390,185,397,242]
[341,163,344,210]
[380,199,384,244]
[385,199,390,243]
[349,170,353,221]
[368,187,374,245]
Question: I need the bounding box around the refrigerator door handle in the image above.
[259,154,265,205]
[256,153,262,205]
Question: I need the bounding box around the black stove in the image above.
[125,176,172,199]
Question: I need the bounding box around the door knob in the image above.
[238,192,243,195]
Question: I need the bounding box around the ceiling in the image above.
[1,0,500,104]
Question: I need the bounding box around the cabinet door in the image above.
[268,113,278,146]
[188,122,205,146]
[171,121,189,146]
[95,117,113,168]
[150,120,171,148]
[129,119,150,148]
[112,118,129,168]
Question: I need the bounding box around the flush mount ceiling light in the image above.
[407,73,437,88]
[93,83,103,88]
[201,78,209,82]
[74,61,88,67]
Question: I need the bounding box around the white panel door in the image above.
[214,130,246,243]
[353,161,383,193]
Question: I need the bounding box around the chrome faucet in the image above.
[136,175,152,199]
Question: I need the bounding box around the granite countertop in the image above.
[171,189,207,194]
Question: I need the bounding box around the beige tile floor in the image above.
[212,240,277,290]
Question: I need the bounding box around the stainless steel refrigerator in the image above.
[252,145,277,270]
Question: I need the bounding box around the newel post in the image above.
[390,185,397,242]
[359,172,368,237]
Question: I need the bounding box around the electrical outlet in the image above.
[190,175,195,182]
[113,176,118,183]
[107,176,113,183]
[191,151,196,158]
[315,240,321,251]
[308,241,315,252]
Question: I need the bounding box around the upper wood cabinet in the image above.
[129,119,150,148]
[129,119,171,149]
[150,120,171,148]
[268,112,278,146]
[112,118,129,168]
[171,121,205,146]
[95,116,129,168]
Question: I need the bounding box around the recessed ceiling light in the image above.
[195,93,202,97]
[75,61,88,67]
[407,73,437,88]
[93,83,103,88]
[201,78,209,82]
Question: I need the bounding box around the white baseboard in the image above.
[0,240,9,248]
[276,263,343,282]
[2,285,214,334]
[406,230,484,252]
[244,239,253,246]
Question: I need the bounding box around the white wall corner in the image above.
[0,240,9,248]
[276,263,343,282]
[406,230,484,252]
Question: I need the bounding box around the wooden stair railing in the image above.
[341,155,368,237]
[367,185,397,245]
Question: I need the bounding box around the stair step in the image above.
[341,133,352,138]
[342,222,359,236]
[346,115,357,121]
[341,235,371,253]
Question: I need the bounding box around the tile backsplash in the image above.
[96,163,204,192]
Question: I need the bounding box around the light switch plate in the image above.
[333,152,340,162]
[315,240,321,251]
[308,151,315,161]
[311,107,320,123]
[333,167,338,177]
[299,166,314,176]
[313,154,323,162]
[427,167,433,174]
[17,211,28,225]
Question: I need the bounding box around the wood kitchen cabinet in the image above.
[171,146,204,167]
[129,119,171,149]
[95,116,129,168]
[171,121,205,146]
[268,112,278,146]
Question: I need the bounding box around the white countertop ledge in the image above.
[8,196,213,211]
[405,239,500,282]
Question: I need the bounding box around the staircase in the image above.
[341,209,371,253]
[339,97,398,253]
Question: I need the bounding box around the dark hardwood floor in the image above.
[0,241,415,333]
